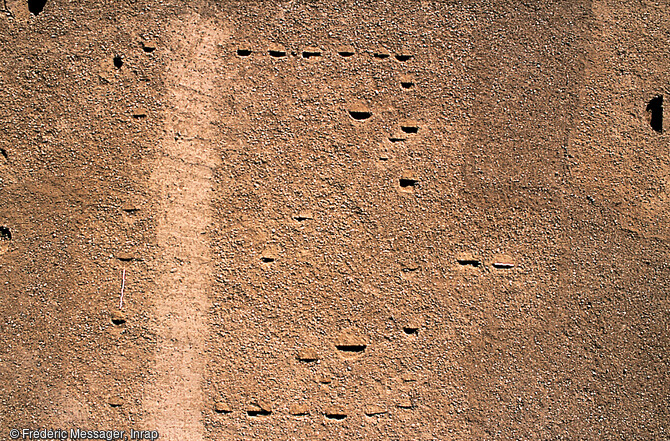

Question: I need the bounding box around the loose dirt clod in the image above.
[214,402,232,414]
[335,330,367,354]
[293,210,313,222]
[388,135,407,143]
[107,396,124,407]
[236,43,252,57]
[121,202,140,213]
[400,119,419,134]
[297,348,319,362]
[302,46,322,59]
[491,254,516,269]
[399,74,415,89]
[132,108,148,118]
[324,405,347,420]
[116,252,134,262]
[268,43,287,58]
[456,252,482,268]
[372,47,390,59]
[289,404,309,416]
[401,259,420,272]
[364,405,388,416]
[379,150,391,161]
[260,246,279,263]
[395,51,414,62]
[247,400,272,416]
[337,45,355,57]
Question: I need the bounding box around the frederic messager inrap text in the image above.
[11,428,157,440]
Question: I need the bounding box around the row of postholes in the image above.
[117,40,422,178]
[125,50,423,191]
[107,311,418,418]
[233,43,424,194]
[234,43,414,62]
[212,329,417,419]
[210,399,416,420]
[105,250,513,418]
[100,38,513,417]
[109,40,412,65]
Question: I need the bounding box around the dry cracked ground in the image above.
[0,1,668,440]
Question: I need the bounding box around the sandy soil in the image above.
[0,1,668,440]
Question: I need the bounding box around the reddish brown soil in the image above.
[0,1,668,440]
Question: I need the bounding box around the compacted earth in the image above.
[0,1,668,439]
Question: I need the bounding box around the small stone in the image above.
[388,133,407,142]
[401,171,419,181]
[236,43,252,56]
[260,245,280,263]
[246,403,261,413]
[397,398,414,409]
[297,348,318,362]
[399,74,415,86]
[400,118,419,129]
[246,400,272,416]
[318,376,332,384]
[256,399,272,413]
[214,402,232,413]
[289,404,309,416]
[364,405,388,416]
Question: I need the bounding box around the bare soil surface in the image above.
[0,1,668,440]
